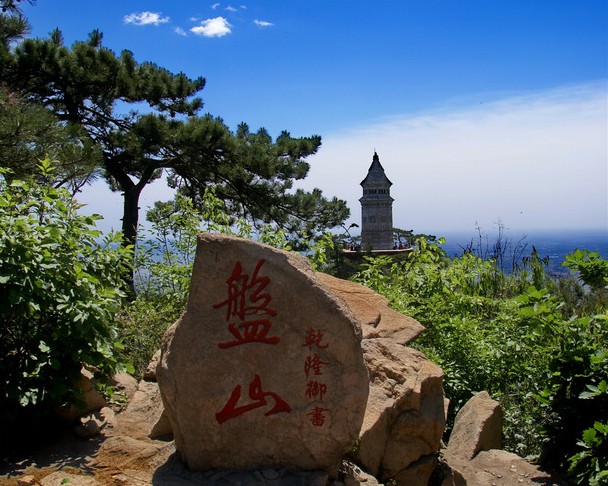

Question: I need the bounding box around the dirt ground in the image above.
[0,428,570,486]
[0,428,166,485]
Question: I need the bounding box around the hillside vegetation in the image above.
[351,239,607,484]
[2,168,605,482]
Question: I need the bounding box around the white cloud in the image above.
[254,19,273,27]
[225,5,237,12]
[211,3,220,10]
[175,27,187,36]
[123,11,170,26]
[75,82,607,237]
[299,82,608,233]
[191,17,232,37]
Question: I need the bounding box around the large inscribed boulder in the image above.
[157,234,369,474]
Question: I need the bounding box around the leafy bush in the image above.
[569,420,608,485]
[0,159,131,425]
[563,249,608,291]
[352,237,608,480]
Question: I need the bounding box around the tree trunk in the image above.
[105,158,158,297]
[121,185,142,296]
[122,186,140,251]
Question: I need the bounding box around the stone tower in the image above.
[359,152,394,250]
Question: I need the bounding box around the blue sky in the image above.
[22,1,608,236]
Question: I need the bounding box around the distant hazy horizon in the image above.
[436,227,608,275]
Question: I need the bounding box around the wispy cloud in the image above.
[225,5,237,12]
[211,3,220,9]
[254,19,273,27]
[300,82,608,232]
[123,11,170,26]
[191,17,232,37]
[175,27,187,37]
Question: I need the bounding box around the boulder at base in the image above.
[157,233,369,474]
[444,390,503,461]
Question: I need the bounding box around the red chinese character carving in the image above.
[304,353,329,379]
[213,259,279,348]
[304,380,327,401]
[216,374,292,424]
[218,319,280,348]
[307,406,329,426]
[213,259,277,320]
[302,327,329,350]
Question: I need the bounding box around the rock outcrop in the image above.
[115,379,172,441]
[445,390,503,461]
[108,243,447,485]
[318,274,446,486]
[316,273,424,345]
[441,391,557,486]
[54,369,137,423]
[157,234,370,475]
[4,265,561,485]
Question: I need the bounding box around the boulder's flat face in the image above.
[157,234,369,474]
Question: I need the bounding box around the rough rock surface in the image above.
[115,379,172,440]
[157,234,369,474]
[340,461,380,486]
[53,369,138,424]
[440,391,562,486]
[317,273,424,345]
[445,390,503,461]
[443,450,558,486]
[144,349,161,381]
[356,339,445,485]
[39,472,101,486]
[54,368,107,422]
[317,273,446,486]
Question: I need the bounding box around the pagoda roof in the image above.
[360,152,393,186]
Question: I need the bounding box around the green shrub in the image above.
[563,249,608,291]
[352,237,608,476]
[569,420,608,485]
[0,159,132,424]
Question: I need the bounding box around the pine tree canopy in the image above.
[0,22,349,286]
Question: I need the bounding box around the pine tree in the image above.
[0,90,100,191]
[1,26,349,285]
